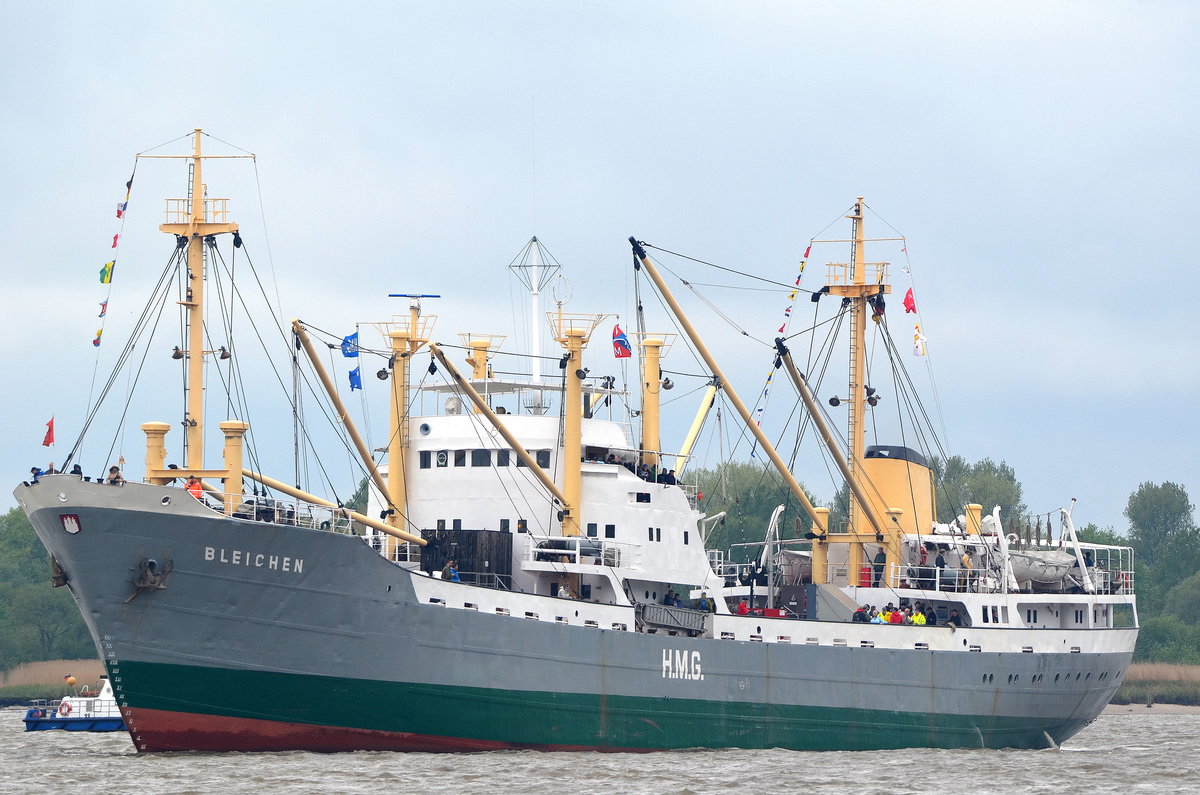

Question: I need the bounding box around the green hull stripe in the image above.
[113,660,1084,750]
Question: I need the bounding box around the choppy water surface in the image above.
[4,710,1196,794]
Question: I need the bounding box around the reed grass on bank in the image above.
[1112,663,1200,706]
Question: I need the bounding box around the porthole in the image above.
[1055,673,1060,682]
[57,492,68,502]
[1076,672,1082,680]
[1086,672,1092,680]
[419,423,431,435]
[161,496,172,505]
[982,674,988,683]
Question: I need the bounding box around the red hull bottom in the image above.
[123,708,641,753]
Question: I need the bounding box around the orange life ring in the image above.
[59,702,71,715]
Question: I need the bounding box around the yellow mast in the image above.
[381,299,435,558]
[639,337,664,472]
[156,129,240,469]
[823,197,899,583]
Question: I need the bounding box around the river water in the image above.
[4,709,1197,794]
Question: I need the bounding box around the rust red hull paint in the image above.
[123,708,651,753]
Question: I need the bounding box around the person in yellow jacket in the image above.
[912,610,927,626]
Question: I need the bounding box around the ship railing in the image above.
[828,562,991,593]
[163,196,231,224]
[456,571,513,590]
[526,535,636,568]
[194,490,356,534]
[834,559,1138,596]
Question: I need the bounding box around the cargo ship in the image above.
[14,131,1137,752]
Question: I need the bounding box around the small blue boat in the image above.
[23,675,125,732]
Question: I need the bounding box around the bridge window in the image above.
[586,522,597,538]
[419,451,431,469]
[500,519,510,532]
[497,450,511,466]
[454,450,467,467]
[471,450,491,467]
[536,450,551,468]
[605,524,616,539]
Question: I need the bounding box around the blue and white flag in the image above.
[341,332,359,358]
[348,366,362,390]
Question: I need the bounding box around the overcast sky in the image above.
[2,1,1196,533]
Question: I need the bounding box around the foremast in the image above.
[140,129,250,514]
[156,129,240,469]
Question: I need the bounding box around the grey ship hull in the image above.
[16,476,1134,752]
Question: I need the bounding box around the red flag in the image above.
[903,287,917,314]
[42,417,55,446]
[112,233,119,248]
[803,244,812,259]
[612,325,632,358]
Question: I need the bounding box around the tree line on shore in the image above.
[0,457,1196,672]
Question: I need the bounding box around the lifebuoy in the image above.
[59,702,71,715]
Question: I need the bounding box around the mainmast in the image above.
[847,198,869,535]
[157,129,240,468]
[823,197,899,582]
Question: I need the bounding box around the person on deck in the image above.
[946,609,962,627]
[185,476,204,500]
[45,462,59,474]
[106,466,125,485]
[872,548,887,587]
[441,559,460,583]
[737,600,750,616]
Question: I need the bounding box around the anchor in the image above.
[125,554,174,603]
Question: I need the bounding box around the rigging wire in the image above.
[64,248,184,468]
